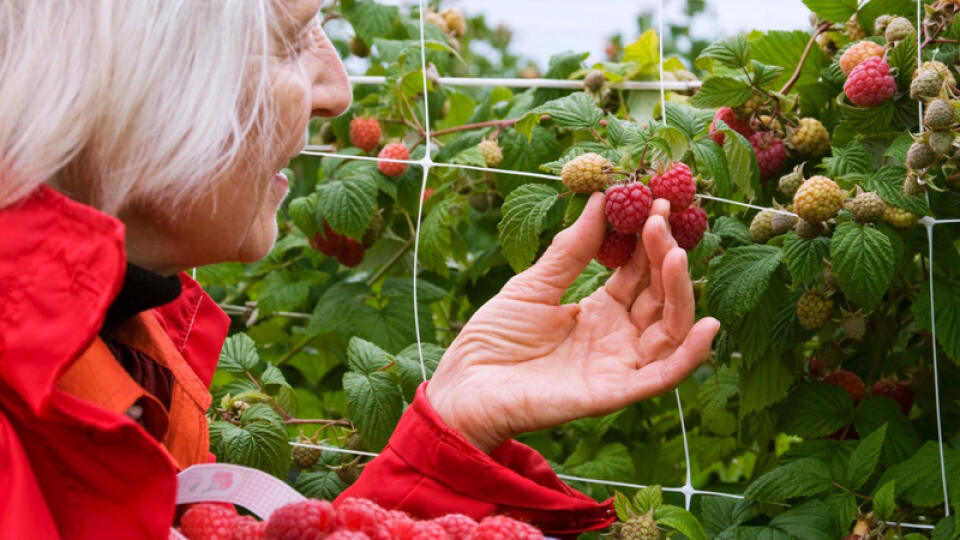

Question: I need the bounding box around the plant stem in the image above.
[366,235,415,286]
[779,22,831,96]
[285,418,355,428]
[590,126,614,148]
[276,334,317,366]
[245,370,292,420]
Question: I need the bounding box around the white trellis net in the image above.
[277,0,953,530]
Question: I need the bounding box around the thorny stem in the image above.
[779,22,832,96]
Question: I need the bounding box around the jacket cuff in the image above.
[388,382,615,535]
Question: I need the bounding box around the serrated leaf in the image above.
[880,441,960,509]
[868,166,932,216]
[666,102,710,140]
[713,216,752,246]
[913,277,960,365]
[768,500,838,540]
[690,76,753,108]
[561,260,610,304]
[634,485,663,514]
[288,195,319,237]
[696,35,751,70]
[532,51,589,106]
[889,32,918,88]
[783,233,829,286]
[830,222,895,311]
[418,196,459,277]
[497,183,561,272]
[655,505,707,540]
[854,397,922,465]
[873,480,896,521]
[692,138,731,198]
[780,382,855,437]
[295,465,349,501]
[623,29,660,69]
[739,353,794,416]
[563,441,635,481]
[722,128,761,197]
[316,174,377,240]
[752,31,830,91]
[531,92,603,129]
[260,363,290,389]
[744,457,835,502]
[701,497,759,539]
[802,0,857,23]
[847,424,887,490]
[343,371,403,451]
[707,245,783,325]
[219,333,259,373]
[395,342,444,402]
[824,492,858,533]
[345,1,398,45]
[751,61,785,89]
[346,337,392,374]
[933,516,958,540]
[257,271,311,315]
[823,142,874,178]
[210,404,290,478]
[494,127,561,195]
[614,491,636,521]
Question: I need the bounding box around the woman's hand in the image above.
[426,192,720,453]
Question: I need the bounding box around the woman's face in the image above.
[123,0,350,273]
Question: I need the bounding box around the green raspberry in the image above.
[797,292,834,331]
[749,210,776,244]
[848,192,885,223]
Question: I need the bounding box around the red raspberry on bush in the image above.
[467,516,544,540]
[231,516,267,540]
[326,531,371,540]
[844,57,896,107]
[749,131,787,180]
[181,503,238,540]
[432,514,478,538]
[605,182,653,234]
[872,378,914,415]
[649,161,696,211]
[669,206,708,251]
[335,498,387,537]
[312,222,346,257]
[377,143,409,177]
[825,369,866,404]
[337,238,365,268]
[838,40,884,75]
[596,231,636,268]
[422,188,435,201]
[265,500,336,540]
[350,117,381,152]
[709,106,754,145]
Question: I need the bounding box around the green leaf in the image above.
[561,260,611,304]
[395,342,444,402]
[854,397,922,465]
[256,271,311,315]
[873,480,896,521]
[701,497,759,539]
[623,29,660,69]
[823,142,874,178]
[847,424,887,490]
[824,492,858,533]
[933,516,958,540]
[532,51,589,106]
[295,465,349,500]
[692,138,731,198]
[780,382,855,438]
[666,103,710,139]
[707,245,783,325]
[696,35,751,70]
[868,166,932,216]
[739,353,795,416]
[912,278,960,365]
[563,441,635,481]
[288,195,319,237]
[744,457,835,502]
[713,216,751,246]
[418,196,461,277]
[346,337,392,374]
[613,491,636,521]
[722,129,761,198]
[316,174,377,240]
[882,441,960,509]
[802,0,857,23]
[219,333,259,373]
[768,500,838,540]
[342,371,403,451]
[633,485,663,514]
[210,404,290,478]
[494,126,561,195]
[783,233,829,286]
[752,31,829,91]
[497,183,561,272]
[531,92,603,129]
[690,76,753,108]
[830,222,895,311]
[655,505,707,540]
[888,31,918,88]
[260,363,290,389]
[345,1,398,45]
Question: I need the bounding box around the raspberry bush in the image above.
[193,1,960,538]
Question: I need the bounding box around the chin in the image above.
[235,218,279,263]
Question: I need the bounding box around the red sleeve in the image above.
[335,383,615,538]
[0,411,60,539]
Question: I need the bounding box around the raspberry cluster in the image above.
[311,222,366,268]
[178,499,545,540]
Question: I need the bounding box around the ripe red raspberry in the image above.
[844,57,896,107]
[839,41,884,75]
[350,117,381,152]
[596,231,636,268]
[749,131,787,180]
[312,221,346,257]
[265,500,337,540]
[326,531,371,540]
[649,162,696,211]
[467,516,544,540]
[337,238,365,268]
[668,206,708,251]
[377,143,409,177]
[709,106,754,145]
[825,369,866,404]
[231,516,267,540]
[422,188,435,201]
[432,514,478,538]
[181,503,238,540]
[872,378,914,415]
[335,498,387,537]
[605,182,653,233]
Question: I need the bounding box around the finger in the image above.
[601,200,669,307]
[650,198,671,220]
[630,215,674,328]
[626,317,720,400]
[501,192,607,304]
[659,248,696,343]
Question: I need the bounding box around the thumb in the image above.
[501,191,607,304]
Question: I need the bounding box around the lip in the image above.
[271,172,290,196]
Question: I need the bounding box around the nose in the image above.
[308,25,352,118]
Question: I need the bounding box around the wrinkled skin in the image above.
[428,194,720,452]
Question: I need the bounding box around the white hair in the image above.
[0,1,288,214]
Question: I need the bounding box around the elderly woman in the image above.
[0,0,719,538]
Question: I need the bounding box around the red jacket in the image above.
[0,186,614,538]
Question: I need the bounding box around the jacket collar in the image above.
[0,186,229,414]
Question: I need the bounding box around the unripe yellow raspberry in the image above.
[789,118,831,157]
[797,292,834,331]
[440,8,466,37]
[882,203,918,229]
[561,153,612,193]
[839,41,884,75]
[477,139,503,168]
[793,176,844,223]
